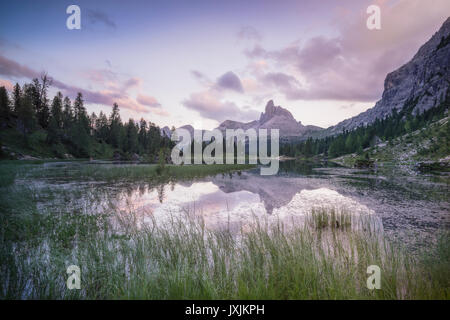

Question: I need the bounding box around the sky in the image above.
[0,0,449,130]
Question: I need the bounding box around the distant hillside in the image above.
[333,116,450,169]
[280,92,449,162]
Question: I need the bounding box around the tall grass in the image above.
[308,207,353,230]
[0,184,448,300]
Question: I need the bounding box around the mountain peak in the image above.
[266,99,275,109]
[216,100,322,137]
[259,100,295,125]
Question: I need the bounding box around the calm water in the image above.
[32,160,449,249]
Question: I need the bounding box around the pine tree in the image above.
[17,84,36,139]
[0,79,177,159]
[0,86,11,128]
[62,96,73,135]
[71,93,91,157]
[90,112,98,136]
[47,92,64,143]
[138,118,148,152]
[108,103,122,148]
[95,111,109,142]
[125,119,139,153]
[12,83,21,114]
[31,75,51,129]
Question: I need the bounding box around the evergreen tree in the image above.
[47,92,64,143]
[95,111,109,142]
[70,93,91,157]
[31,75,51,129]
[12,83,21,114]
[125,119,139,153]
[0,86,11,127]
[62,96,73,135]
[138,118,148,152]
[16,84,37,139]
[90,112,98,136]
[108,103,122,148]
[0,79,175,159]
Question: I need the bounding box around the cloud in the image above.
[183,90,259,123]
[191,69,245,94]
[82,69,141,93]
[245,36,380,101]
[262,72,301,91]
[86,8,116,29]
[244,44,268,59]
[295,37,342,75]
[123,77,142,90]
[0,54,39,79]
[216,71,244,93]
[237,26,262,42]
[191,70,205,80]
[0,54,165,114]
[243,0,450,102]
[0,79,13,91]
[53,81,150,113]
[83,68,118,83]
[137,94,161,108]
[190,70,213,87]
[185,69,254,123]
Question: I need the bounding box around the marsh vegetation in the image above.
[0,160,448,299]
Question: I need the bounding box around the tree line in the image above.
[280,92,450,159]
[1,76,448,161]
[0,76,173,159]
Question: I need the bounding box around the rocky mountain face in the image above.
[324,17,450,136]
[217,100,322,137]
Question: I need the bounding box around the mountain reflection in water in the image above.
[38,160,447,247]
[116,172,381,233]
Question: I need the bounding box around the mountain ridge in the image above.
[216,100,322,137]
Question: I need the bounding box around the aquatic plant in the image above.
[0,183,448,299]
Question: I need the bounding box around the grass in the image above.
[308,207,352,230]
[23,162,255,182]
[0,182,448,300]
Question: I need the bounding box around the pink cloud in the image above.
[0,54,39,79]
[0,79,13,91]
[137,93,161,108]
[0,54,165,114]
[244,0,450,102]
[123,77,142,90]
[136,93,169,116]
[83,68,118,83]
[183,90,259,123]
